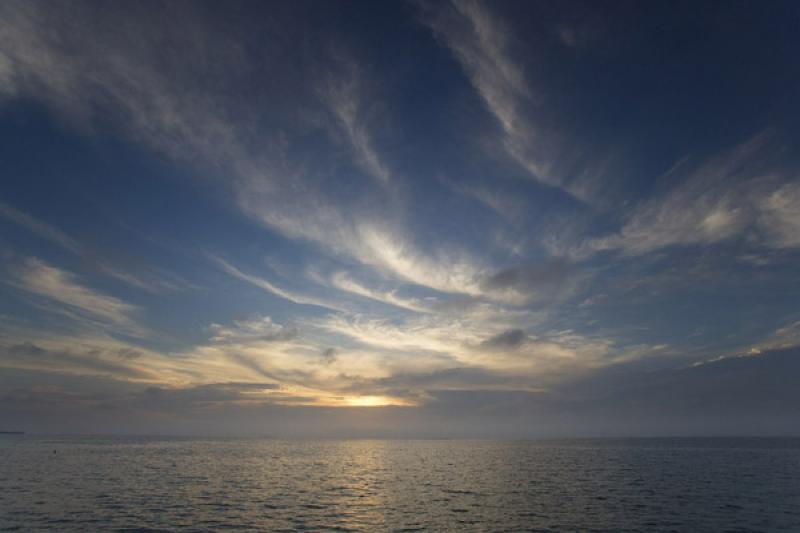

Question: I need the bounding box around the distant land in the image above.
[0,431,25,434]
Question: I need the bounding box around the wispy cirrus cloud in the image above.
[6,257,145,336]
[758,182,800,249]
[568,133,800,258]
[421,0,573,197]
[1,0,486,301]
[0,0,527,305]
[211,255,344,312]
[443,178,526,224]
[328,271,433,313]
[319,53,393,186]
[0,202,83,254]
[208,316,298,344]
[309,308,621,380]
[0,0,247,164]
[0,201,194,293]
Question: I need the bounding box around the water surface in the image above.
[1,436,799,532]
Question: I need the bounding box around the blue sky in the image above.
[1,0,799,436]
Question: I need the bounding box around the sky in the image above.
[1,0,799,437]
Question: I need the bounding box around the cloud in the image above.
[0,202,83,254]
[2,306,543,409]
[0,1,431,299]
[421,0,576,198]
[6,257,145,336]
[718,320,800,360]
[0,322,322,396]
[0,338,161,382]
[579,346,800,435]
[350,223,487,295]
[211,255,344,312]
[319,53,393,186]
[315,313,478,355]
[116,347,143,360]
[2,0,798,436]
[587,137,764,255]
[13,343,794,438]
[480,260,572,304]
[757,182,800,248]
[311,309,622,381]
[479,328,528,350]
[0,201,193,293]
[320,348,337,365]
[0,0,247,162]
[445,180,525,223]
[567,133,800,258]
[209,316,298,344]
[338,366,545,403]
[328,271,432,312]
[246,219,491,299]
[0,1,502,302]
[244,216,490,298]
[134,381,287,409]
[95,264,196,295]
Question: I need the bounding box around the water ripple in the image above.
[1,437,799,532]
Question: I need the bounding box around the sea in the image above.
[1,436,799,532]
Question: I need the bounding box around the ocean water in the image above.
[1,437,799,532]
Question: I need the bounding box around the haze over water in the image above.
[2,436,800,532]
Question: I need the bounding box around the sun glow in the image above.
[342,395,410,407]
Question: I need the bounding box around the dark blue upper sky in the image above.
[1,0,799,436]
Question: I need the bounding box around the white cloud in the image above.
[588,137,763,255]
[744,321,800,356]
[567,133,800,257]
[211,255,344,312]
[308,306,622,379]
[319,54,393,186]
[95,265,195,295]
[209,316,296,343]
[0,1,504,302]
[693,320,800,367]
[589,191,749,257]
[422,0,576,197]
[329,271,432,313]
[0,201,195,293]
[0,1,246,164]
[757,182,800,248]
[7,257,144,335]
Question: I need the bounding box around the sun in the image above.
[342,395,409,407]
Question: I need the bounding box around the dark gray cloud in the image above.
[8,342,47,357]
[483,261,569,292]
[136,382,282,410]
[3,342,156,381]
[321,348,337,365]
[224,352,281,382]
[481,260,572,304]
[337,366,526,401]
[116,347,143,359]
[479,329,528,350]
[258,328,298,343]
